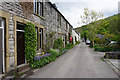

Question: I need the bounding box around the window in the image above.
[35,27,38,50]
[57,13,61,27]
[35,27,43,50]
[34,0,43,16]
[39,28,43,49]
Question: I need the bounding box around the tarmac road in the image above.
[28,42,118,78]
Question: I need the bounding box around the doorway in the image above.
[17,23,25,66]
[0,18,5,74]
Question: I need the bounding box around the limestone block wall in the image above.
[0,1,73,72]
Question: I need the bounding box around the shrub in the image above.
[31,47,69,68]
[94,44,120,52]
[75,41,80,45]
[66,44,74,49]
[49,48,59,57]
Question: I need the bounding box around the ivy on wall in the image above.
[24,22,37,64]
[53,38,63,50]
[45,32,56,52]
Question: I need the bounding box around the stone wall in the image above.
[9,14,15,70]
[0,0,73,72]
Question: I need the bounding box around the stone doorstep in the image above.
[104,59,120,77]
[2,64,30,79]
[20,69,33,78]
[17,64,30,73]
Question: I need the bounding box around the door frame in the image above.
[0,18,5,73]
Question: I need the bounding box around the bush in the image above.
[94,44,120,52]
[75,41,80,45]
[31,48,59,68]
[49,48,59,57]
[66,44,74,49]
[31,47,69,68]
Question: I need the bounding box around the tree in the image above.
[81,8,103,47]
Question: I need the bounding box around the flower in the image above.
[41,52,45,56]
[34,53,50,61]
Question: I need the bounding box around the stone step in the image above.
[17,64,30,73]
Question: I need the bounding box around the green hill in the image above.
[75,13,120,40]
[74,13,120,52]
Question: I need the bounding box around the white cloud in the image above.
[50,0,119,28]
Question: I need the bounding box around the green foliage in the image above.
[45,32,55,52]
[94,44,120,52]
[24,22,37,63]
[31,48,67,68]
[66,44,74,49]
[76,12,120,50]
[49,48,60,57]
[49,32,55,38]
[75,41,80,45]
[101,57,105,61]
[53,38,63,50]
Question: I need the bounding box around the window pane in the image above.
[41,2,43,16]
[39,2,41,16]
[37,2,39,14]
[17,23,25,30]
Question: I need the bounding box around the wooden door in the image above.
[17,31,25,66]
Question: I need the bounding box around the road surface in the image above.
[28,43,118,78]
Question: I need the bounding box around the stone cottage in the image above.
[0,0,73,75]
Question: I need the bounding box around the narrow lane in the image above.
[28,43,118,78]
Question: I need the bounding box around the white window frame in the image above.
[33,0,43,16]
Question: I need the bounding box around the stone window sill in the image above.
[33,13,45,20]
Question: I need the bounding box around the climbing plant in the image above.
[45,32,55,52]
[24,22,37,64]
[53,38,63,50]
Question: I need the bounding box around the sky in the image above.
[50,0,120,28]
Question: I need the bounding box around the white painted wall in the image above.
[72,30,81,44]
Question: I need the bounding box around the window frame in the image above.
[33,0,44,17]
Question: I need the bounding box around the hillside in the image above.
[74,13,120,36]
